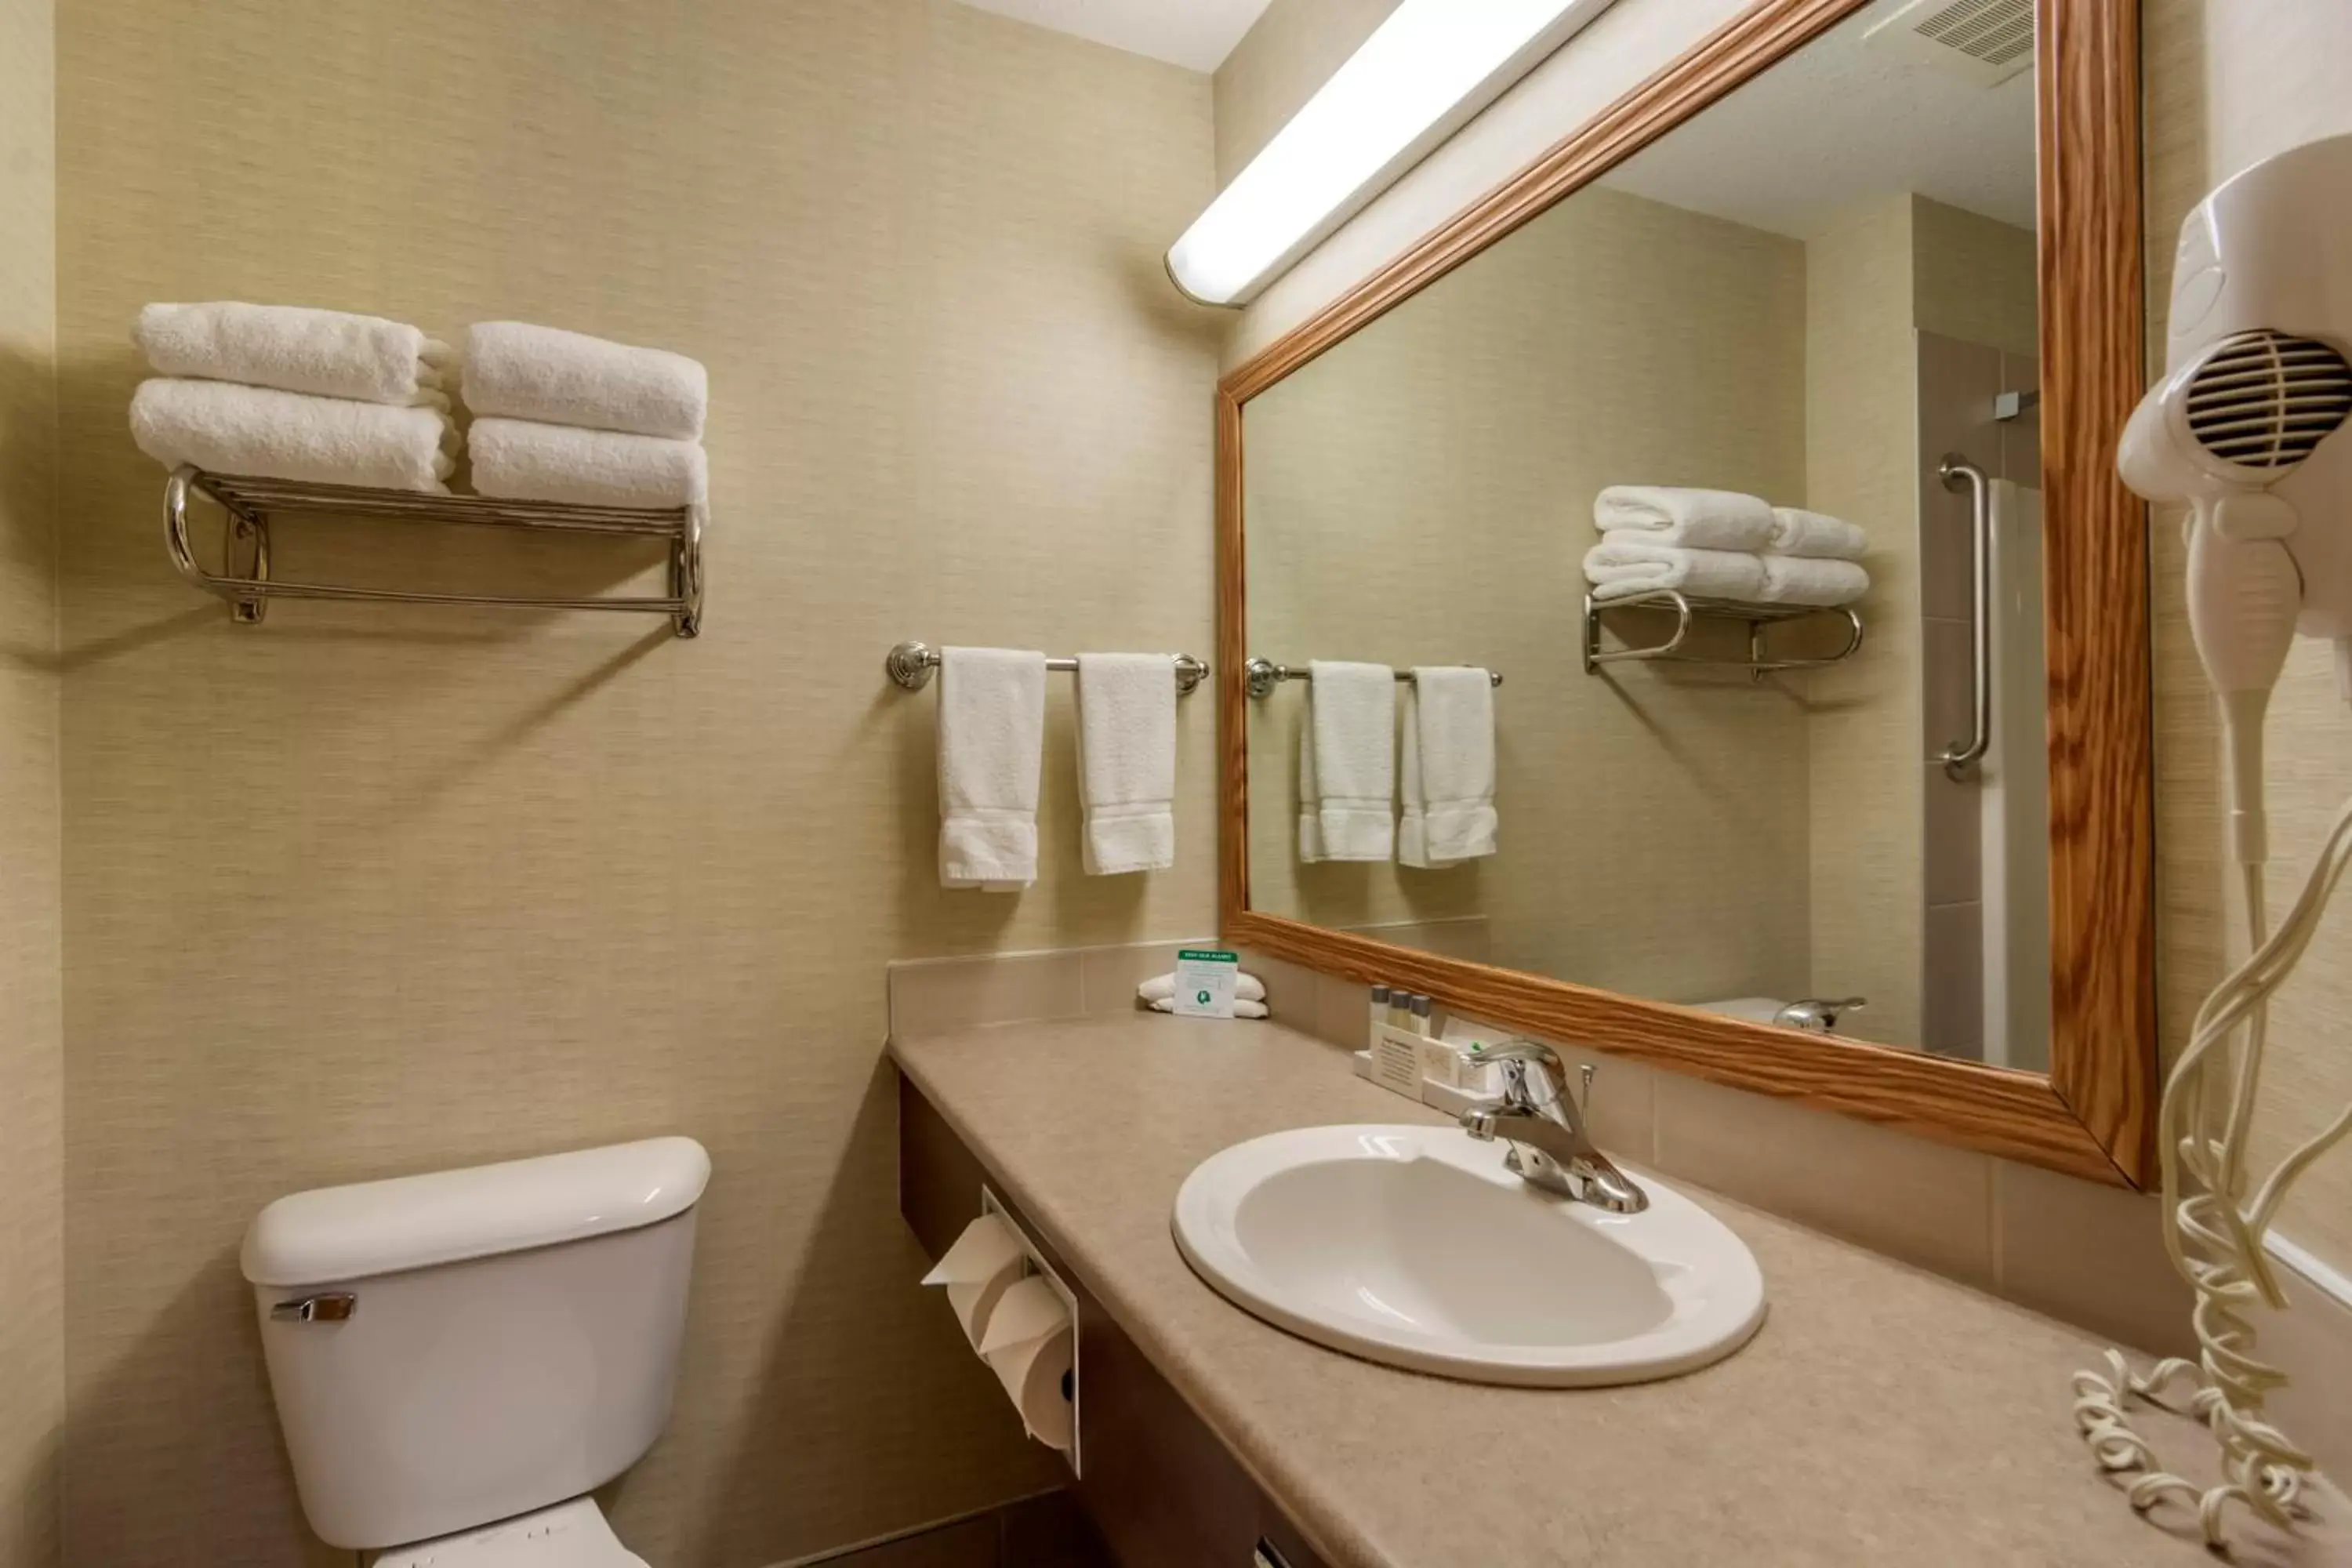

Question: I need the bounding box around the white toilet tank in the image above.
[241,1138,710,1552]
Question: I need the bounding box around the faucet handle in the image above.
[1577,1062,1596,1113]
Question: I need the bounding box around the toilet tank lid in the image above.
[240,1136,711,1287]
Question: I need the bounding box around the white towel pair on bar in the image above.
[1298,662,1495,867]
[936,648,1178,891]
[464,321,709,509]
[130,303,461,494]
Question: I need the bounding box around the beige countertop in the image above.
[891,1014,2349,1568]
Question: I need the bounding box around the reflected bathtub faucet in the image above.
[1772,996,1867,1033]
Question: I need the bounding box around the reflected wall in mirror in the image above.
[1242,0,2051,1068]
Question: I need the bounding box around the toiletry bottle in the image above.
[1369,985,1390,1047]
[1410,993,1434,1038]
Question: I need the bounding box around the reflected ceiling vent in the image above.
[1862,0,2034,89]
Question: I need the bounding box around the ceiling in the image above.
[950,0,1279,72]
[1599,0,2038,238]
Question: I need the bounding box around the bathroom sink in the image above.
[1172,1124,1765,1387]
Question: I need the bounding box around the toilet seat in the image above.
[370,1498,647,1567]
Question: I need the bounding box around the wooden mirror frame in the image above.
[1215,0,2154,1187]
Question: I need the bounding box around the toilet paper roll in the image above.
[976,1276,1066,1358]
[923,1214,1027,1349]
[987,1319,1074,1452]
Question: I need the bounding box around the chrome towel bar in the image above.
[885,641,1207,695]
[1243,659,1502,699]
[1581,590,1864,680]
[165,466,705,636]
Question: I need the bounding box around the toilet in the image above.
[239,1137,711,1565]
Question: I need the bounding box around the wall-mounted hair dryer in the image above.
[2119,132,2352,866]
[2085,132,2352,1549]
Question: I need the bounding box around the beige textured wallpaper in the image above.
[0,0,62,1563]
[1243,185,1816,1007]
[2141,0,2352,1278]
[52,2,1216,1564]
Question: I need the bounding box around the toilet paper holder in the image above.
[981,1186,1082,1476]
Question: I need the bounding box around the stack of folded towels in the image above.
[1581,485,1870,606]
[129,303,460,492]
[462,321,708,510]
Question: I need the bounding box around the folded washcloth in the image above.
[1074,654,1176,876]
[130,378,456,493]
[135,303,452,407]
[1137,972,1268,1005]
[1147,996,1269,1018]
[1401,667,1497,869]
[1766,506,1869,561]
[1583,540,1768,603]
[937,647,1047,891]
[467,418,706,508]
[1592,485,1775,550]
[1759,554,1871,606]
[1308,661,1396,862]
[463,321,707,441]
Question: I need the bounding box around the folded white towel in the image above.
[1401,667,1497,869]
[463,321,707,441]
[1759,554,1871,606]
[1766,506,1869,561]
[1074,653,1175,876]
[468,418,706,508]
[1137,972,1267,1005]
[1592,486,1775,550]
[130,378,456,493]
[135,303,451,406]
[938,648,1047,891]
[1147,996,1269,1018]
[1308,661,1396,862]
[1583,540,1768,603]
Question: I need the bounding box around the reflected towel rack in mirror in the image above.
[1243,659,1503,699]
[1581,590,1864,681]
[165,466,706,637]
[885,641,1208,695]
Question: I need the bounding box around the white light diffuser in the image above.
[1166,0,1622,307]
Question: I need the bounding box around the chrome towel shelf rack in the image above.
[1581,590,1863,680]
[1244,659,1502,699]
[885,641,1207,695]
[165,466,706,637]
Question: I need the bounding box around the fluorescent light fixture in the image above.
[1166,0,1623,307]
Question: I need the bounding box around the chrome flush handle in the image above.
[269,1293,356,1323]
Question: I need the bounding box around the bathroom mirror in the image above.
[1217,0,2156,1185]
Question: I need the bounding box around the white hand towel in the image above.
[1759,554,1871,606]
[1309,661,1396,862]
[1074,653,1176,876]
[135,302,452,406]
[468,418,706,508]
[1766,506,1869,561]
[1592,486,1775,550]
[938,648,1047,891]
[463,321,707,441]
[1298,720,1327,863]
[1136,972,1267,1005]
[130,378,456,493]
[1582,540,1767,603]
[1147,996,1269,1018]
[1402,668,1497,868]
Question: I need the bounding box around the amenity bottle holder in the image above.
[165,466,706,637]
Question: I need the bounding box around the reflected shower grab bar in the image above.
[1939,455,1992,780]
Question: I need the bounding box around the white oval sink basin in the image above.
[1173,1124,1765,1386]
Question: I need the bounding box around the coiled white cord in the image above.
[2072,788,2352,1546]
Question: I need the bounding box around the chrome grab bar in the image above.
[1938,455,1992,780]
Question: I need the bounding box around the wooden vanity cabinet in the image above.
[898,1072,1334,1568]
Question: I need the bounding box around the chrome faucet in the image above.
[1772,996,1867,1033]
[1459,1040,1649,1213]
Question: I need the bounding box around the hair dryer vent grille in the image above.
[2185,329,2352,474]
